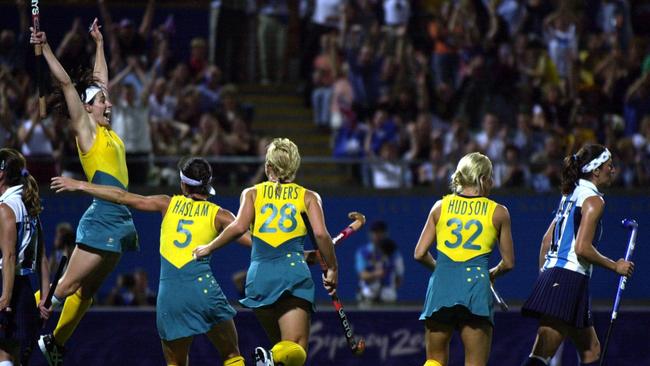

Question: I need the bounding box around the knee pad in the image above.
[271,341,307,366]
[224,355,245,366]
[424,360,443,366]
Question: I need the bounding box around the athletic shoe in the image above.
[254,346,274,366]
[38,334,65,366]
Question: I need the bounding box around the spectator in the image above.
[257,0,289,85]
[105,273,138,306]
[17,96,57,181]
[109,59,153,185]
[494,144,529,188]
[133,269,156,306]
[48,222,75,276]
[355,221,404,306]
[369,140,410,189]
[311,34,336,129]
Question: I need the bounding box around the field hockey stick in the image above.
[302,212,366,356]
[43,255,67,309]
[600,219,638,366]
[490,284,509,311]
[31,0,47,118]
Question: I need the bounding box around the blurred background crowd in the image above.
[1,0,650,192]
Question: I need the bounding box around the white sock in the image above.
[51,295,64,308]
[0,360,14,366]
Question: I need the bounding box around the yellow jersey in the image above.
[77,125,129,189]
[160,195,220,270]
[435,194,498,262]
[252,181,307,247]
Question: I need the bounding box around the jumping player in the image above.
[193,138,338,366]
[30,19,138,366]
[51,157,249,366]
[0,148,51,366]
[520,144,634,366]
[414,152,515,366]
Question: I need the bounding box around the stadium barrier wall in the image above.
[39,193,649,302]
[30,309,650,365]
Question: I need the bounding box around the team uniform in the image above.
[76,125,137,253]
[522,179,602,328]
[0,185,43,360]
[420,194,499,324]
[240,181,314,310]
[157,195,236,341]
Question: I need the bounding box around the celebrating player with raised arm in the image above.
[51,157,250,366]
[30,19,138,366]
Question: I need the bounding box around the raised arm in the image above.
[413,200,441,271]
[51,176,170,214]
[490,204,515,281]
[139,0,156,37]
[89,18,109,86]
[30,29,92,143]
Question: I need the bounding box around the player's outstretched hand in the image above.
[51,176,84,193]
[192,245,213,260]
[89,17,103,43]
[29,27,47,45]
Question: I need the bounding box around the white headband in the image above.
[179,171,216,195]
[581,149,611,173]
[83,86,103,104]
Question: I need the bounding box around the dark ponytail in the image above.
[560,144,608,195]
[0,148,43,216]
[178,157,214,196]
[51,68,102,119]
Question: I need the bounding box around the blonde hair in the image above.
[450,152,493,195]
[266,138,301,185]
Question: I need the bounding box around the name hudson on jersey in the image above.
[447,199,488,216]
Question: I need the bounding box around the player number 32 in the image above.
[445,218,483,250]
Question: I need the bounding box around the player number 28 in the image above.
[444,218,483,250]
[260,203,298,233]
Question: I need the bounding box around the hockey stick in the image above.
[490,284,509,311]
[41,255,67,327]
[302,211,366,356]
[43,255,67,309]
[600,219,638,366]
[31,0,47,118]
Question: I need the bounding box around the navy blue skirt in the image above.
[521,267,593,328]
[0,274,40,361]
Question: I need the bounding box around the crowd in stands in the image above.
[309,0,650,191]
[1,0,261,186]
[2,0,650,191]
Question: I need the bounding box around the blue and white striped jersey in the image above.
[0,185,40,275]
[543,179,603,276]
